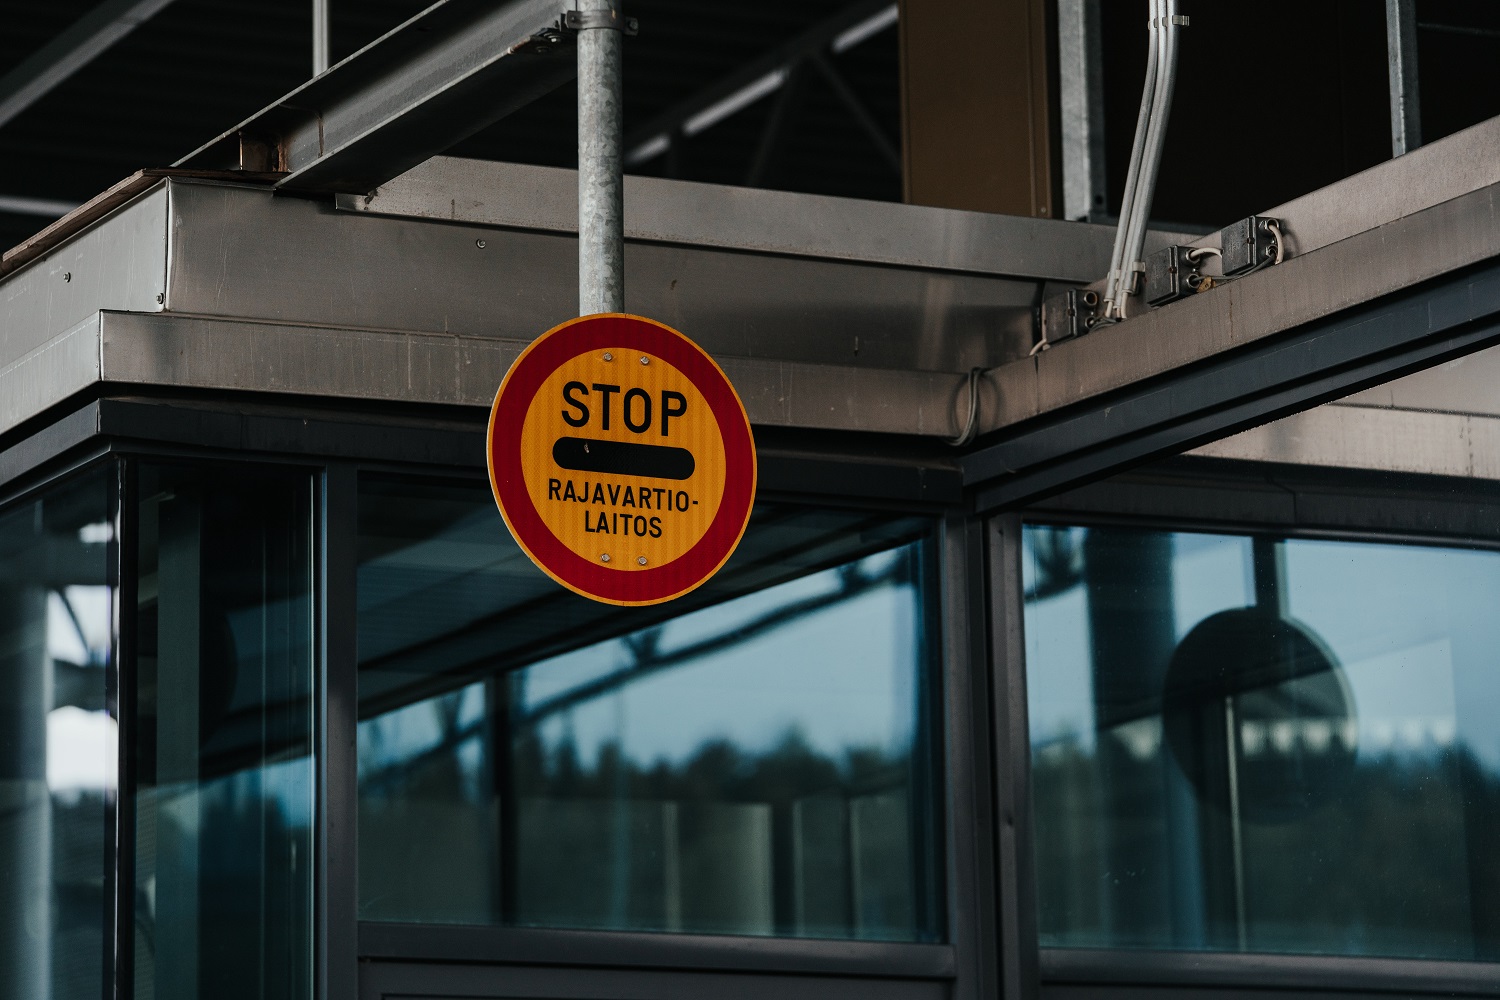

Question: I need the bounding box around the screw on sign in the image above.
[488,314,757,606]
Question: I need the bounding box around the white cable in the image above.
[947,367,985,447]
[1103,0,1162,320]
[1119,0,1182,311]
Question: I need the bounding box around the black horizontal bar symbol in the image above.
[552,436,696,480]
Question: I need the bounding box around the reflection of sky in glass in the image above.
[46,584,116,797]
[522,549,917,770]
[1022,526,1500,777]
[1286,539,1500,771]
[1170,533,1252,641]
[1023,528,1094,750]
[360,682,487,779]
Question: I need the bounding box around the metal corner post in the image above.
[577,0,626,315]
[1385,0,1421,157]
[312,0,330,76]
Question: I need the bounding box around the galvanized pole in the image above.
[577,0,625,315]
[312,0,330,76]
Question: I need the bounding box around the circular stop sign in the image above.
[488,314,757,606]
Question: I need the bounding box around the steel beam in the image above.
[340,156,1165,284]
[623,0,895,168]
[0,195,80,218]
[175,0,574,194]
[0,0,177,130]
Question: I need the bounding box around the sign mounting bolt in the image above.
[640,356,650,365]
[637,556,648,566]
[603,352,613,361]
[600,553,611,563]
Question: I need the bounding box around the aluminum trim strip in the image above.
[97,312,974,437]
[341,157,1189,283]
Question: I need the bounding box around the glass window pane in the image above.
[357,477,943,942]
[131,464,314,999]
[1024,523,1500,961]
[0,467,114,1000]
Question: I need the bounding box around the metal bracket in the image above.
[1041,287,1104,349]
[1149,14,1190,26]
[564,9,639,34]
[1222,216,1281,275]
[1144,245,1200,306]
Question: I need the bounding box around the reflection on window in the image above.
[132,464,314,999]
[357,479,943,942]
[0,468,114,1000]
[1024,524,1500,961]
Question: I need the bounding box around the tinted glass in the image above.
[1024,524,1500,960]
[357,478,943,942]
[131,464,314,999]
[0,467,114,999]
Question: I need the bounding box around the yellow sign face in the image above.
[489,314,757,606]
[519,347,726,569]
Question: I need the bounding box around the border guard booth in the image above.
[3,2,1500,999]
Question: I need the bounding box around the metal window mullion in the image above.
[941,514,999,1000]
[319,464,360,1000]
[988,513,1039,1000]
[111,455,137,1000]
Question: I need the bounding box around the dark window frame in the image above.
[0,395,983,1000]
[1009,465,1500,998]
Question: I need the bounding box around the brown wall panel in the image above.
[899,0,1055,217]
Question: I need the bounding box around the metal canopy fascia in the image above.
[339,156,1144,284]
[3,118,1500,500]
[174,0,575,194]
[960,116,1500,510]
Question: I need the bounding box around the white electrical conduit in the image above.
[1103,0,1160,318]
[1104,0,1186,321]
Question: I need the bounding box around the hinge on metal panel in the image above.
[564,9,639,34]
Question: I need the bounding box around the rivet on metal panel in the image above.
[637,556,648,565]
[601,553,612,563]
[62,272,71,282]
[603,352,613,361]
[156,293,164,304]
[640,356,650,365]
[476,239,487,249]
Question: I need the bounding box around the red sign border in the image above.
[487,313,757,606]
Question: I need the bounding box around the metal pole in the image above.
[312,0,330,75]
[1385,0,1421,157]
[577,0,625,315]
[1057,0,1106,222]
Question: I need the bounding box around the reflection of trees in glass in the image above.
[509,723,921,940]
[1025,522,1500,961]
[515,724,907,805]
[1033,706,1500,959]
